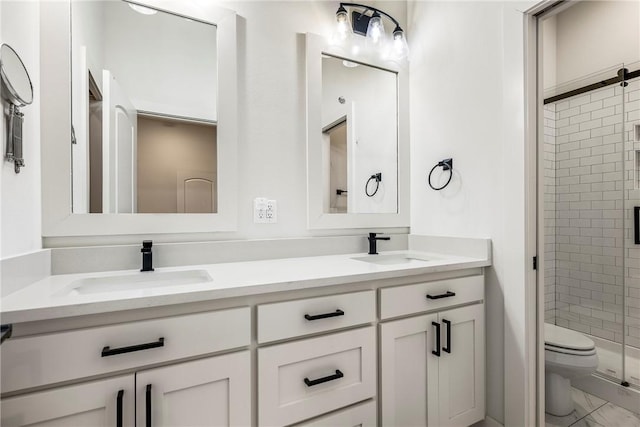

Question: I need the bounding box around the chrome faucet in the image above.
[141,240,154,272]
[368,233,390,255]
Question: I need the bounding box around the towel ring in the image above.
[365,173,382,197]
[428,158,453,191]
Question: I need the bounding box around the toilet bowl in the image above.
[545,323,599,416]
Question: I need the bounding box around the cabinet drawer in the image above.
[257,291,375,343]
[293,400,377,427]
[1,307,250,393]
[380,275,484,319]
[258,327,376,427]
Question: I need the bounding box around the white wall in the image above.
[408,1,537,424]
[0,1,42,259]
[543,0,640,90]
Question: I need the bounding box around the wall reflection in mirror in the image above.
[321,54,398,214]
[71,0,217,214]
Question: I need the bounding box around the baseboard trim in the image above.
[573,374,640,415]
[472,415,503,427]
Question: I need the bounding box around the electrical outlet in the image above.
[253,197,268,223]
[265,199,277,223]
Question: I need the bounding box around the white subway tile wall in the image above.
[545,103,557,324]
[545,78,640,349]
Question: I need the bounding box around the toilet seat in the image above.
[544,323,596,355]
[545,343,597,356]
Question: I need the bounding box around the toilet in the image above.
[545,323,599,416]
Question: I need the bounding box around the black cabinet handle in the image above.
[146,384,152,427]
[426,291,456,300]
[304,309,345,321]
[432,321,441,357]
[102,337,164,357]
[443,319,452,353]
[116,390,123,427]
[304,369,344,387]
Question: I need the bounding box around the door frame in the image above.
[523,1,581,425]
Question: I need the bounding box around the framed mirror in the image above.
[41,0,238,237]
[70,1,218,215]
[306,33,409,229]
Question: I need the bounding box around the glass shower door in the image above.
[623,62,640,389]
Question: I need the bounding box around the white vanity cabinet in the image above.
[1,269,487,427]
[1,307,251,427]
[380,275,485,427]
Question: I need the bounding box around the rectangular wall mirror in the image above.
[40,0,238,237]
[321,54,398,214]
[71,1,218,214]
[306,33,408,229]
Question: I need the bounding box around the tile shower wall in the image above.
[544,103,556,323]
[552,84,626,344]
[546,79,640,348]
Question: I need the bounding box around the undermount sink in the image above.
[62,270,213,296]
[351,253,434,266]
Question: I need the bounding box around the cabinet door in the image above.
[136,351,251,427]
[1,375,134,427]
[380,313,439,427]
[437,304,485,426]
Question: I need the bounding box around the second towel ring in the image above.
[365,173,382,197]
[428,158,453,191]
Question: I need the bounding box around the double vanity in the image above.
[1,237,489,427]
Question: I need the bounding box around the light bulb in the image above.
[332,5,351,45]
[366,12,385,45]
[392,27,409,60]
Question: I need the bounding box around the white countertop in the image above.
[0,250,490,324]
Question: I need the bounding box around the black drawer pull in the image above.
[426,291,456,300]
[443,319,452,353]
[304,309,345,321]
[432,321,441,357]
[116,390,124,427]
[304,369,344,387]
[101,337,164,357]
[146,384,152,427]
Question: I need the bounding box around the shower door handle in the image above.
[635,207,640,244]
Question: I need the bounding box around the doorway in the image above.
[535,1,640,424]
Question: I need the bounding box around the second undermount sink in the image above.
[63,269,213,296]
[351,252,434,266]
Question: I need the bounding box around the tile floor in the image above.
[546,387,640,427]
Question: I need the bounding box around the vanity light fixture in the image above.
[333,3,409,60]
